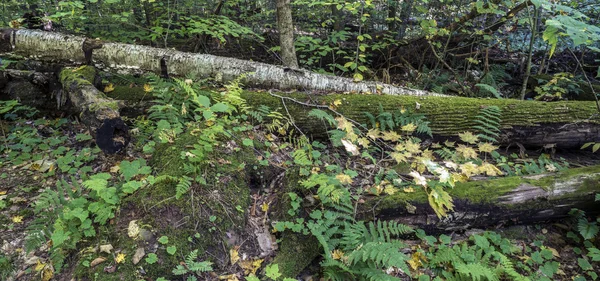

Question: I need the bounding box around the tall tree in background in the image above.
[276,0,299,68]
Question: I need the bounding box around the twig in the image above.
[566,47,600,113]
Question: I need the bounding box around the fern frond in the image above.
[176,176,193,199]
[308,109,337,127]
[472,106,502,143]
[455,262,499,281]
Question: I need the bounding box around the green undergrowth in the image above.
[1,72,599,280]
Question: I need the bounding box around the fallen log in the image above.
[59,66,130,154]
[364,165,600,232]
[238,92,600,149]
[0,28,441,97]
[0,65,129,154]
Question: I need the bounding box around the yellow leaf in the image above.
[0,190,6,195]
[99,244,113,254]
[35,260,46,271]
[230,247,240,265]
[261,202,269,212]
[239,259,263,275]
[401,123,417,133]
[12,215,23,223]
[458,131,478,144]
[42,267,53,281]
[409,171,427,187]
[332,249,345,260]
[459,162,479,178]
[408,251,425,270]
[104,83,115,93]
[128,220,140,239]
[479,162,502,176]
[390,151,410,164]
[384,185,398,195]
[403,187,415,193]
[335,174,353,185]
[381,131,402,142]
[405,141,421,154]
[333,99,342,107]
[456,145,478,159]
[143,83,153,92]
[218,274,239,281]
[109,165,120,173]
[115,253,126,264]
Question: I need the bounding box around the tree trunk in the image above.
[276,0,299,68]
[0,29,442,96]
[364,165,600,232]
[239,91,600,149]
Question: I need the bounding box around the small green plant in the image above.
[534,73,582,101]
[473,105,502,143]
[171,249,213,280]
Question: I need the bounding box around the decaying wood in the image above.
[238,92,600,148]
[366,165,600,232]
[58,66,130,154]
[0,28,442,96]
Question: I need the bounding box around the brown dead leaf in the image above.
[90,257,107,267]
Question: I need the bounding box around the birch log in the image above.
[0,28,441,96]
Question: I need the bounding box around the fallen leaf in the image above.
[230,247,240,265]
[104,265,116,273]
[104,83,115,93]
[90,257,107,267]
[42,267,53,281]
[132,247,145,265]
[218,273,239,280]
[110,165,120,173]
[99,244,113,254]
[12,216,23,223]
[239,258,263,275]
[115,253,126,264]
[128,220,140,239]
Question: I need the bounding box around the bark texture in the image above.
[276,0,299,68]
[0,28,440,97]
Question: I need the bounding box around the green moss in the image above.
[269,232,320,280]
[240,91,600,138]
[106,86,149,101]
[371,164,600,215]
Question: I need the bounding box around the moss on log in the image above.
[240,91,600,148]
[363,165,600,232]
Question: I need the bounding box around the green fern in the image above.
[455,263,499,281]
[472,106,502,143]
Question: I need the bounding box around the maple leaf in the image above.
[12,216,23,223]
[405,141,421,154]
[460,162,479,178]
[381,131,402,142]
[478,142,499,153]
[458,131,478,144]
[341,139,359,156]
[401,123,417,133]
[456,144,478,159]
[390,151,409,163]
[409,171,428,187]
[367,128,381,139]
[115,253,126,264]
[332,249,345,260]
[479,162,503,176]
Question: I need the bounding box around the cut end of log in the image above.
[96,118,130,154]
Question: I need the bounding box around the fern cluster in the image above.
[473,105,502,143]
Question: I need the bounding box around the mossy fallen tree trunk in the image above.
[0,28,440,96]
[59,66,130,154]
[239,91,600,148]
[364,165,600,232]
